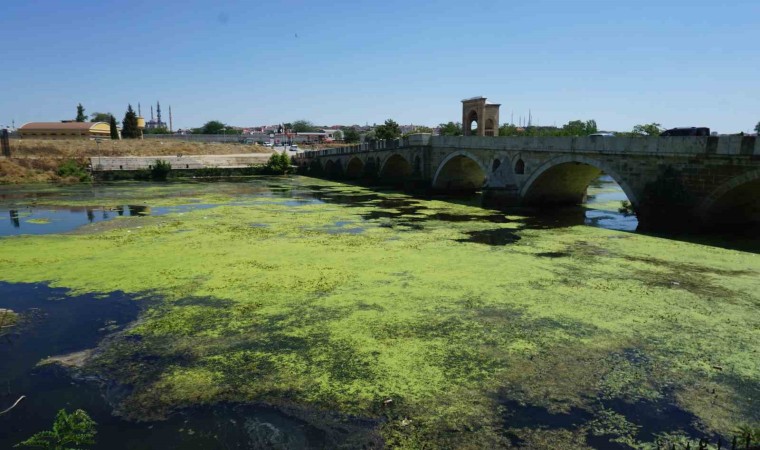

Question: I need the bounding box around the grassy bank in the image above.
[0,179,757,448]
[0,139,271,184]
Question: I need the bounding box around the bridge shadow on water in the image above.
[308,178,760,254]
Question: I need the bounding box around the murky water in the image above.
[0,177,754,449]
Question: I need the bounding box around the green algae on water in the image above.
[0,178,758,448]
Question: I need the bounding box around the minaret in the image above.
[150,105,154,122]
[138,103,142,117]
[156,102,162,125]
[169,106,173,133]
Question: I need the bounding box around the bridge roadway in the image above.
[297,134,760,231]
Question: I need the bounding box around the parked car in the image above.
[660,127,710,137]
[289,145,299,152]
[263,142,273,147]
[589,132,615,137]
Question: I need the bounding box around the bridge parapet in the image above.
[303,135,759,158]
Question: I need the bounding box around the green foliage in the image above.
[150,160,171,181]
[121,105,140,139]
[193,121,227,135]
[264,151,290,174]
[56,160,91,182]
[754,121,760,134]
[439,122,462,136]
[89,112,112,123]
[498,123,519,136]
[342,127,361,143]
[562,119,597,136]
[291,120,316,133]
[375,119,401,140]
[75,104,86,122]
[632,123,663,136]
[108,116,119,140]
[143,127,169,135]
[15,408,96,450]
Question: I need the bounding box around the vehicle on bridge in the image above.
[660,127,710,137]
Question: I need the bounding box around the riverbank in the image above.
[0,139,272,184]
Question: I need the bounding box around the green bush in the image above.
[150,160,171,181]
[56,160,91,182]
[264,152,290,174]
[16,408,96,449]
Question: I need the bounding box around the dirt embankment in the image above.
[1,139,271,184]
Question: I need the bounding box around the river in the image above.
[0,177,757,449]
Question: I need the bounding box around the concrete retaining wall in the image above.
[90,154,272,171]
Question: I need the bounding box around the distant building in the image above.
[144,101,168,130]
[18,122,113,139]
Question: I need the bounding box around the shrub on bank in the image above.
[56,159,91,182]
[150,160,171,181]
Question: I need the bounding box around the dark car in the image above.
[660,127,710,137]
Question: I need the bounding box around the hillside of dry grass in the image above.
[0,139,271,183]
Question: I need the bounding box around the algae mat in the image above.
[0,178,758,449]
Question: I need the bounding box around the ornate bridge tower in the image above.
[462,97,500,136]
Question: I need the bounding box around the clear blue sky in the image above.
[1,0,758,133]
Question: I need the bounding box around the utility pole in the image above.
[1,128,10,157]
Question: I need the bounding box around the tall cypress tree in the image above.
[109,115,120,140]
[121,104,140,139]
[76,103,87,122]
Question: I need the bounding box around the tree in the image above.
[194,121,227,134]
[754,121,760,134]
[375,119,401,140]
[109,116,119,140]
[143,127,169,135]
[16,408,97,450]
[265,151,290,174]
[498,123,519,136]
[291,120,316,133]
[332,130,343,141]
[342,128,360,143]
[89,112,112,123]
[438,122,462,136]
[121,104,140,139]
[632,123,663,136]
[75,104,87,122]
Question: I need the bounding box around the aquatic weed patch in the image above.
[0,178,758,448]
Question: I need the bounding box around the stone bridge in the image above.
[297,134,760,231]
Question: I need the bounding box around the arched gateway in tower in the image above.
[462,97,500,136]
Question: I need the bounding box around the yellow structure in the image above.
[19,122,113,139]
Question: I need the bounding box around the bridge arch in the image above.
[380,153,412,179]
[432,151,488,190]
[324,159,344,178]
[698,169,760,227]
[520,155,639,209]
[466,110,478,135]
[345,156,364,179]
